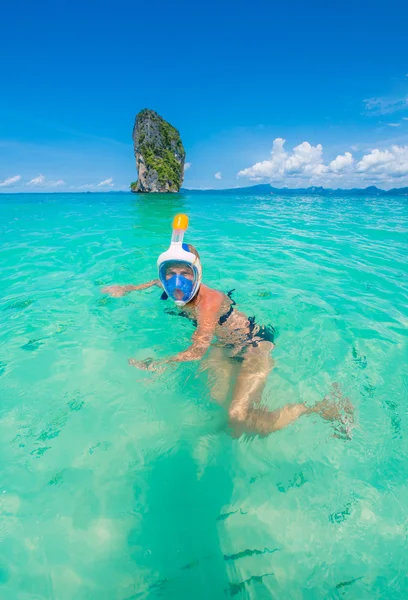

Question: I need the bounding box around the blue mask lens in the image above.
[165,274,194,302]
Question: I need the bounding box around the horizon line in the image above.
[1,184,408,194]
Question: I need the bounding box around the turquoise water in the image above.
[0,191,407,599]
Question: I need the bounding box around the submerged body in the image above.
[103,279,353,436]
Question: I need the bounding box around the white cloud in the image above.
[286,141,323,175]
[238,138,350,181]
[214,172,222,180]
[363,95,408,115]
[27,174,46,186]
[184,162,192,171]
[72,179,122,191]
[403,117,408,121]
[97,178,114,187]
[238,139,408,185]
[0,174,21,187]
[388,123,401,127]
[27,174,65,187]
[356,145,408,178]
[328,152,354,173]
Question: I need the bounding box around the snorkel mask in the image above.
[157,214,202,307]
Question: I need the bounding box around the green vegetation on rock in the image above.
[132,109,186,193]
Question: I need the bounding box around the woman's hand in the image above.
[128,358,165,373]
[102,285,128,297]
[102,281,160,297]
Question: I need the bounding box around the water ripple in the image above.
[0,191,407,598]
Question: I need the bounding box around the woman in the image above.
[103,215,352,437]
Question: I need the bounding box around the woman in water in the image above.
[103,215,352,437]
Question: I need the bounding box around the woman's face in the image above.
[164,262,194,281]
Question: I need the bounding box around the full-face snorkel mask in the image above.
[157,214,202,307]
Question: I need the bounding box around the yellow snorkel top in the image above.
[171,213,189,245]
[173,213,189,230]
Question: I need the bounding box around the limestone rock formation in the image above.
[131,109,186,193]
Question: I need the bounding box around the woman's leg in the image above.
[200,346,240,406]
[233,403,310,436]
[228,343,353,436]
[228,341,274,421]
[239,393,354,436]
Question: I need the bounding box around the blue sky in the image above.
[1,0,408,191]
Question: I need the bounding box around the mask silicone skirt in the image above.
[159,260,198,304]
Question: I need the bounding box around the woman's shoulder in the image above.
[199,285,230,309]
[200,283,226,298]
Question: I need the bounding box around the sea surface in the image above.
[0,191,407,599]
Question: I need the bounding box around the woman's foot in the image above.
[311,384,355,438]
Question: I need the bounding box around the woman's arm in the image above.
[167,316,218,362]
[129,294,224,370]
[103,279,161,297]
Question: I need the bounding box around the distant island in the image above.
[3,184,406,195]
[131,109,186,193]
[181,184,408,197]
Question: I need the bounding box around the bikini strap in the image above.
[218,290,237,326]
[227,289,236,305]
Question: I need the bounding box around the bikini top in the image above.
[160,289,236,327]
